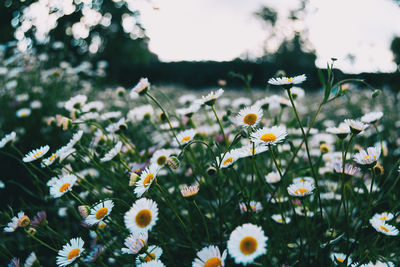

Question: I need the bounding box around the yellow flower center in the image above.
[181,136,191,143]
[18,216,30,227]
[260,133,277,143]
[286,77,293,82]
[380,216,387,220]
[145,252,157,262]
[277,218,283,222]
[49,153,57,162]
[98,223,106,228]
[33,151,43,159]
[59,183,71,192]
[157,156,167,165]
[248,149,256,154]
[20,112,28,117]
[364,155,370,159]
[143,174,154,188]
[96,207,108,220]
[240,236,258,255]
[67,248,80,260]
[243,113,258,125]
[295,188,308,195]
[336,257,344,263]
[204,257,222,267]
[135,209,152,228]
[379,225,389,232]
[223,157,233,166]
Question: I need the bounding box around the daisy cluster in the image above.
[1,50,400,267]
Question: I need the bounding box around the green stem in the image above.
[193,200,210,243]
[211,105,227,144]
[26,230,58,252]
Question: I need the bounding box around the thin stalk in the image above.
[211,105,227,143]
[26,230,58,252]
[193,200,210,243]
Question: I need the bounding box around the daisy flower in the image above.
[4,211,29,232]
[85,200,114,226]
[134,164,160,198]
[176,103,201,117]
[265,172,281,184]
[136,245,163,266]
[326,123,351,139]
[250,126,287,146]
[141,260,165,267]
[268,74,306,89]
[124,198,159,233]
[23,145,50,162]
[41,152,58,167]
[130,77,150,96]
[0,131,16,148]
[150,149,177,167]
[196,88,224,106]
[286,86,305,99]
[361,111,383,124]
[49,174,78,198]
[100,141,122,162]
[238,144,268,159]
[227,223,268,265]
[271,214,291,224]
[293,176,315,185]
[344,119,369,135]
[353,146,381,166]
[217,150,241,168]
[175,129,197,146]
[331,252,351,265]
[105,118,127,133]
[121,231,148,254]
[180,183,200,198]
[65,95,87,111]
[238,201,262,213]
[369,218,399,236]
[333,163,360,176]
[192,245,227,267]
[234,105,263,128]
[56,237,85,266]
[25,252,37,267]
[82,101,104,113]
[372,212,394,222]
[287,181,315,197]
[16,108,31,118]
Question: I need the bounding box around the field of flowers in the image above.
[1,47,400,267]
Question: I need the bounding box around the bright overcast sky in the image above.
[136,0,400,73]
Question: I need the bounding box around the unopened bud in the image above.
[78,205,90,219]
[320,143,330,154]
[206,166,217,176]
[372,89,381,98]
[373,163,384,176]
[116,87,126,97]
[18,215,30,227]
[167,156,180,169]
[129,172,139,186]
[27,227,37,235]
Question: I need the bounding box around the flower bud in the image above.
[320,144,330,154]
[167,156,180,169]
[373,163,384,176]
[129,172,139,186]
[78,205,90,219]
[18,215,30,227]
[27,227,37,235]
[206,166,217,176]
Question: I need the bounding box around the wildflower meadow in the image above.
[1,46,400,267]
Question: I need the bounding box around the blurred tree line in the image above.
[0,0,399,90]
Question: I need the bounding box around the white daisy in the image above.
[56,237,85,266]
[131,77,150,96]
[293,176,315,185]
[100,141,122,162]
[121,231,148,254]
[333,163,360,176]
[65,95,87,111]
[82,101,104,113]
[176,103,201,117]
[4,211,29,232]
[134,164,160,198]
[180,183,200,198]
[265,172,281,184]
[238,144,269,159]
[353,146,381,166]
[140,260,165,267]
[85,200,114,226]
[175,129,197,146]
[372,212,394,222]
[150,149,177,167]
[124,198,159,233]
[286,86,305,99]
[105,118,127,133]
[271,214,291,224]
[369,218,399,236]
[196,88,224,106]
[66,130,84,148]
[227,223,268,265]
[16,108,31,118]
[217,150,241,169]
[192,245,227,267]
[238,201,262,213]
[234,105,263,128]
[326,123,351,139]
[0,131,16,148]
[127,105,154,121]
[25,252,37,267]
[268,74,306,88]
[49,174,78,198]
[361,111,383,124]
[136,245,163,266]
[23,145,50,162]
[250,126,287,146]
[41,152,58,167]
[100,111,123,121]
[331,252,351,265]
[344,119,369,134]
[287,181,315,197]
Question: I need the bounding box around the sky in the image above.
[136,0,400,73]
